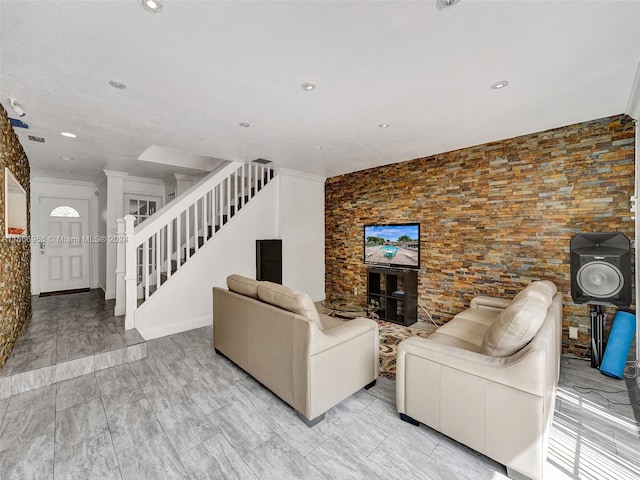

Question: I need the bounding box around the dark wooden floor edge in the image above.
[625,374,640,434]
[39,287,91,297]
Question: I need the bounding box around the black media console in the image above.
[366,267,417,326]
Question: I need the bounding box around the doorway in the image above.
[38,197,90,293]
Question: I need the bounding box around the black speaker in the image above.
[256,239,282,284]
[570,232,631,307]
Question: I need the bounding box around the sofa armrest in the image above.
[469,295,511,312]
[309,317,378,356]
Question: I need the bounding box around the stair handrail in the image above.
[133,161,240,246]
[120,160,275,329]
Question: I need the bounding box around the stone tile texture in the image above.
[325,114,636,358]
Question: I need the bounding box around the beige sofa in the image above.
[213,275,379,426]
[396,281,562,480]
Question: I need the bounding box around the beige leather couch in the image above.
[396,281,562,480]
[213,275,379,426]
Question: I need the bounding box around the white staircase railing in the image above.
[115,161,277,329]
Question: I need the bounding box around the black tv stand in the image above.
[367,267,418,326]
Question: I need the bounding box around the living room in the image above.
[1,1,640,479]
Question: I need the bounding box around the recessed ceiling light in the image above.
[491,80,509,90]
[108,80,127,90]
[64,171,73,174]
[139,0,163,13]
[61,132,77,138]
[313,146,323,150]
[238,122,250,128]
[60,156,74,161]
[301,82,317,91]
[378,123,390,129]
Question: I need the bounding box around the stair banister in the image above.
[124,214,137,330]
[114,218,126,316]
[133,161,239,245]
[121,160,277,330]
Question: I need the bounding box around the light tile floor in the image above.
[0,291,146,399]
[0,294,639,479]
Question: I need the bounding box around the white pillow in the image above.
[481,296,547,357]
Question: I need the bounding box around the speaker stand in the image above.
[590,304,605,369]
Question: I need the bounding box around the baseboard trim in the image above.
[136,315,211,340]
[40,288,90,297]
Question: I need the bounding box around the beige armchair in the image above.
[213,276,379,425]
[396,281,562,480]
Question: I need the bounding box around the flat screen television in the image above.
[364,223,420,269]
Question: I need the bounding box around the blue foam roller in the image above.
[600,311,636,379]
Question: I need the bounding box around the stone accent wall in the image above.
[0,105,31,369]
[325,114,635,357]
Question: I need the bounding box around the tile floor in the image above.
[0,294,639,479]
[0,291,146,399]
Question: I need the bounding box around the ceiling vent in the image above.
[252,158,273,165]
[436,0,460,10]
[27,135,45,143]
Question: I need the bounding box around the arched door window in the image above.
[50,206,80,218]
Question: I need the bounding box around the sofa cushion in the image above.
[257,281,323,330]
[227,274,259,299]
[452,308,500,328]
[436,317,491,348]
[480,296,547,357]
[426,332,484,353]
[511,280,557,308]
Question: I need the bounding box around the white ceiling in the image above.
[2,0,640,183]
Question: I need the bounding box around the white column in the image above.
[124,215,137,330]
[103,170,128,300]
[114,218,126,316]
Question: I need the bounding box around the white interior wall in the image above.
[163,175,177,203]
[124,175,165,199]
[135,179,279,339]
[30,177,100,295]
[277,168,326,301]
[174,174,202,196]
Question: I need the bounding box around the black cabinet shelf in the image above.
[367,267,417,326]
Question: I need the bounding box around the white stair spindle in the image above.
[203,192,208,240]
[176,210,182,268]
[226,176,231,221]
[144,238,150,300]
[194,200,199,253]
[218,183,223,227]
[155,231,161,289]
[166,220,172,280]
[186,205,192,260]
[241,164,245,208]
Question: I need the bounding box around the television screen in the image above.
[364,223,420,269]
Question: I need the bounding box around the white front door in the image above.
[38,197,90,293]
